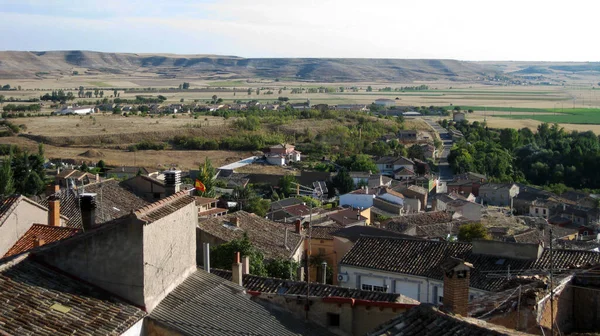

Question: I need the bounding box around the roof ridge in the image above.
[30,223,81,232]
[134,190,192,218]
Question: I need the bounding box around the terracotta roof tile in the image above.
[198,211,303,260]
[4,224,81,258]
[135,191,195,223]
[0,257,146,336]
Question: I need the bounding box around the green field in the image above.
[87,81,112,87]
[445,106,596,113]
[496,108,600,124]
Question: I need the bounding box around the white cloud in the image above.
[0,0,598,60]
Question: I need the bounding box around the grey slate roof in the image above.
[211,269,419,304]
[148,268,332,336]
[0,256,146,336]
[341,237,600,292]
[368,304,532,335]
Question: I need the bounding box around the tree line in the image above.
[448,120,600,190]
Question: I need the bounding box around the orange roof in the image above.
[4,224,81,257]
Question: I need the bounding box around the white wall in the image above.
[339,194,374,209]
[378,193,404,206]
[338,265,486,305]
[121,318,144,336]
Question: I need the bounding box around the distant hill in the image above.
[0,50,499,82]
[0,50,598,82]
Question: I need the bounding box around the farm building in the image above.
[55,106,94,115]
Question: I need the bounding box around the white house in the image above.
[265,144,301,166]
[339,188,379,209]
[377,188,404,206]
[375,156,415,176]
[446,199,483,221]
[56,106,94,115]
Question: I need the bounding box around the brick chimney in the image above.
[441,257,473,316]
[295,219,302,234]
[48,195,61,227]
[79,193,97,231]
[230,216,240,227]
[232,252,243,286]
[45,184,60,197]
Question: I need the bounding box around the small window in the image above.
[535,208,539,214]
[543,209,547,215]
[361,284,373,291]
[327,313,340,327]
[373,285,387,292]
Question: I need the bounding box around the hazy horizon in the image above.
[1,0,598,62]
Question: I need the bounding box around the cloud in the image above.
[0,0,598,61]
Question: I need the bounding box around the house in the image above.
[55,169,99,188]
[266,143,301,166]
[339,187,379,209]
[420,144,438,160]
[368,304,531,336]
[446,199,483,221]
[433,191,475,211]
[197,211,304,263]
[338,237,600,305]
[378,188,405,206]
[196,196,228,219]
[396,185,428,212]
[306,225,338,283]
[349,172,392,188]
[0,191,318,336]
[105,166,159,179]
[479,183,520,207]
[374,98,396,108]
[447,172,487,197]
[55,105,94,115]
[121,174,167,201]
[529,199,551,218]
[0,195,68,257]
[267,197,311,222]
[211,268,418,336]
[393,167,415,180]
[450,129,464,141]
[453,111,466,121]
[375,156,414,175]
[398,129,418,141]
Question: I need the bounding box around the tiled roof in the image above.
[3,224,81,258]
[0,195,24,227]
[84,179,150,225]
[195,196,218,205]
[368,304,530,336]
[37,189,82,228]
[199,207,228,216]
[0,256,146,335]
[327,208,367,225]
[282,203,311,217]
[383,188,405,199]
[375,156,414,166]
[211,269,419,304]
[415,222,463,238]
[393,167,415,175]
[270,197,304,210]
[508,227,579,245]
[340,237,600,292]
[383,211,453,232]
[331,226,415,243]
[135,191,195,223]
[149,269,332,336]
[397,184,428,196]
[105,166,156,175]
[198,211,303,260]
[480,183,517,191]
[310,226,339,240]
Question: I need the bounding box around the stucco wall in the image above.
[143,201,197,312]
[196,229,226,266]
[373,198,402,215]
[38,216,146,307]
[0,200,48,256]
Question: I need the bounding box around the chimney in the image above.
[356,209,361,221]
[230,216,240,227]
[33,237,45,248]
[45,184,60,197]
[242,256,250,275]
[232,252,243,286]
[297,266,305,281]
[284,227,289,249]
[95,173,100,183]
[163,170,182,196]
[442,258,473,316]
[203,243,211,273]
[48,195,61,227]
[295,219,302,234]
[79,193,97,231]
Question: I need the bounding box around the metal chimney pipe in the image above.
[203,243,210,273]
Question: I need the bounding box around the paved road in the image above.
[424,119,454,182]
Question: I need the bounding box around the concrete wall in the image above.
[339,194,374,209]
[121,318,144,336]
[143,201,197,312]
[378,193,404,206]
[573,284,600,332]
[333,237,354,285]
[373,198,402,216]
[0,200,48,256]
[39,216,146,307]
[448,203,482,221]
[403,198,421,214]
[196,229,226,266]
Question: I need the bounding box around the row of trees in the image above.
[2,104,41,112]
[0,144,46,197]
[448,120,600,190]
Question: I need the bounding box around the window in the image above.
[432,286,439,304]
[543,209,547,215]
[535,208,539,214]
[153,193,161,199]
[361,284,373,291]
[373,285,387,292]
[327,313,340,327]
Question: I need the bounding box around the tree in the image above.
[457,223,490,242]
[99,91,104,98]
[332,170,355,194]
[247,88,252,95]
[94,89,99,98]
[407,144,425,160]
[23,171,44,196]
[336,154,377,173]
[278,174,297,198]
[0,149,15,196]
[265,258,298,279]
[0,95,4,105]
[366,86,373,92]
[182,82,190,89]
[197,158,216,197]
[80,162,89,172]
[97,160,106,173]
[244,197,270,217]
[212,95,218,103]
[211,234,267,276]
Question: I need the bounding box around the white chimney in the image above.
[163,170,182,196]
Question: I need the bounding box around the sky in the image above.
[0,0,598,61]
